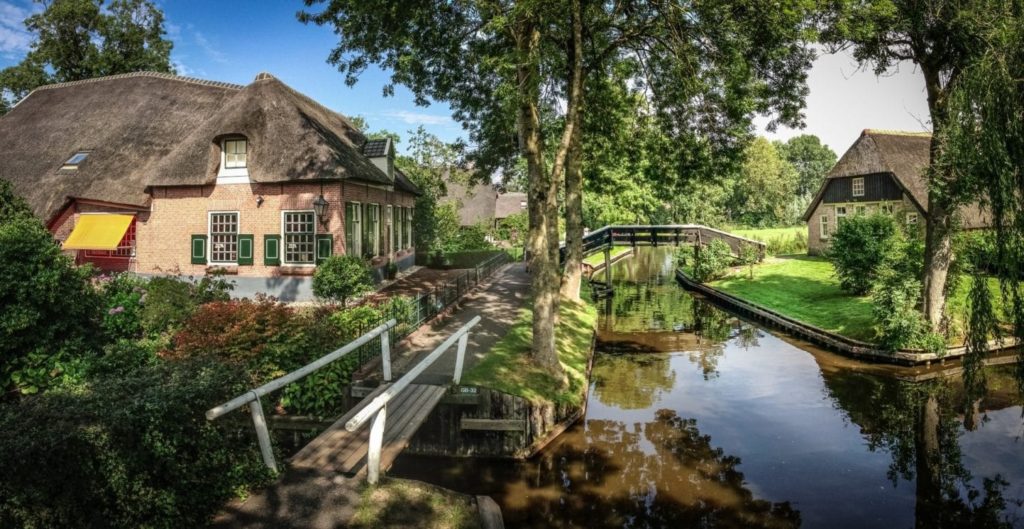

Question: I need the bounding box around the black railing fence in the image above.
[345,251,513,367]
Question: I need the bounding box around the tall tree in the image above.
[0,0,174,112]
[776,134,837,197]
[300,0,813,374]
[820,0,999,331]
[729,138,800,226]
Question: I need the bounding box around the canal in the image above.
[392,247,1024,528]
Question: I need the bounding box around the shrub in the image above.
[0,356,272,529]
[871,229,942,352]
[738,243,759,279]
[691,239,734,283]
[493,211,528,245]
[313,255,374,305]
[140,275,233,336]
[827,214,901,295]
[97,273,147,342]
[0,216,101,396]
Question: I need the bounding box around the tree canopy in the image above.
[0,0,174,113]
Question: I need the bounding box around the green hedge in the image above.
[415,249,506,269]
[0,355,272,529]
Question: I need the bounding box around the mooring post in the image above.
[453,331,470,384]
[380,330,392,382]
[367,406,387,485]
[248,392,277,473]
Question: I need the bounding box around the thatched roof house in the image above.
[0,71,423,298]
[803,129,990,255]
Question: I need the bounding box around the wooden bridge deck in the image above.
[290,383,447,477]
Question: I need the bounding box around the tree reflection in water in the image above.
[503,409,800,529]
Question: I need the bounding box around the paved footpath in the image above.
[211,262,529,529]
[390,261,530,385]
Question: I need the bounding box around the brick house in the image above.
[803,129,989,255]
[0,71,421,300]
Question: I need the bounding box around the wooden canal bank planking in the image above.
[401,333,599,459]
[675,269,1019,366]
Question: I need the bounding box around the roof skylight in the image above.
[62,151,90,169]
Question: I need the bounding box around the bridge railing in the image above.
[205,319,398,473]
[345,315,482,484]
[565,224,767,262]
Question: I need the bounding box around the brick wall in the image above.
[137,180,416,277]
[806,194,920,255]
[48,201,150,272]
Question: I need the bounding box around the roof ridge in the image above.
[31,71,245,93]
[862,128,932,138]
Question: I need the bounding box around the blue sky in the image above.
[0,0,931,155]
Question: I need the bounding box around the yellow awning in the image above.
[63,214,134,251]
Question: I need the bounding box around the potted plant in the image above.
[385,261,398,280]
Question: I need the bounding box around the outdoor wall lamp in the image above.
[312,194,329,225]
[255,195,264,207]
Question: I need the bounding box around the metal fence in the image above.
[343,251,513,369]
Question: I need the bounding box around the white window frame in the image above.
[835,205,848,225]
[218,138,250,182]
[881,203,896,215]
[852,177,865,197]
[386,205,394,255]
[208,211,240,265]
[820,214,830,240]
[366,203,381,257]
[855,205,867,216]
[281,210,317,266]
[906,212,919,225]
[345,201,362,257]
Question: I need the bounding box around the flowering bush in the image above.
[97,273,147,342]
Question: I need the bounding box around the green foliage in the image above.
[738,243,759,279]
[0,0,174,112]
[97,273,147,342]
[691,240,734,283]
[1,216,100,396]
[312,255,374,305]
[493,211,528,245]
[729,138,801,227]
[827,214,902,295]
[775,134,838,197]
[0,178,32,222]
[0,356,271,529]
[870,230,943,352]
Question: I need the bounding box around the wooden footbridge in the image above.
[206,316,481,484]
[566,224,766,297]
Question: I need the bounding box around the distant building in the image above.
[440,179,527,228]
[803,129,989,255]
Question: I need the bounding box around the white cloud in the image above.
[193,30,226,64]
[383,110,455,126]
[0,1,32,56]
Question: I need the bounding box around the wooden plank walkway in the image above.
[290,383,447,477]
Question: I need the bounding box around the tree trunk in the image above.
[921,66,954,332]
[515,18,562,374]
[914,393,941,529]
[559,0,585,302]
[561,131,584,300]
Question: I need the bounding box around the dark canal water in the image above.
[392,247,1024,528]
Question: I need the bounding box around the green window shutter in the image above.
[191,235,207,264]
[316,234,333,264]
[238,234,254,265]
[264,235,281,266]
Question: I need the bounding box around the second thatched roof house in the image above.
[803,129,990,255]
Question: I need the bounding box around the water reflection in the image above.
[392,247,1024,528]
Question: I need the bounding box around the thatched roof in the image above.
[440,180,496,226]
[394,169,422,196]
[495,192,527,219]
[0,71,409,220]
[0,72,239,218]
[802,129,990,228]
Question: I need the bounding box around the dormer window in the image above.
[224,139,247,168]
[62,151,90,170]
[217,138,250,183]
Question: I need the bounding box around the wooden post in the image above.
[453,331,470,384]
[381,331,392,382]
[367,405,387,485]
[603,247,612,286]
[248,393,277,473]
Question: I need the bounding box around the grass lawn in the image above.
[725,226,805,242]
[709,255,1011,343]
[461,299,597,406]
[352,478,480,529]
[583,246,632,266]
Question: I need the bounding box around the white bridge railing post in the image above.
[381,330,392,382]
[248,392,277,473]
[453,332,469,384]
[367,406,387,485]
